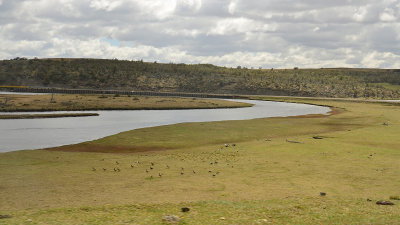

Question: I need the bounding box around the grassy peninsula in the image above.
[0,93,251,112]
[0,97,399,224]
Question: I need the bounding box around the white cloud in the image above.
[1,0,400,68]
[89,0,124,11]
[380,8,397,22]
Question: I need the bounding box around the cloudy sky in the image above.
[1,0,400,68]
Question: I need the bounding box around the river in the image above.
[0,98,330,153]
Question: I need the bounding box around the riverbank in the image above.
[0,97,399,224]
[0,113,99,119]
[0,93,252,112]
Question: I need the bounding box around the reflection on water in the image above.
[0,99,330,152]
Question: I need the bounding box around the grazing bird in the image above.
[210,162,213,165]
[158,173,162,177]
[92,167,96,171]
[103,168,107,172]
[151,162,154,166]
[181,167,184,171]
[146,169,149,173]
[114,168,117,172]
[181,171,184,175]
[150,166,153,170]
[212,174,216,177]
[117,168,120,172]
[232,143,236,147]
[150,175,153,179]
[208,170,212,173]
[166,165,170,169]
[131,165,134,168]
[116,161,119,165]
[215,161,218,164]
[193,170,196,174]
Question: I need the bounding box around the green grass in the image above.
[0,97,400,224]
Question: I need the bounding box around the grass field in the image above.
[0,94,251,112]
[0,97,399,224]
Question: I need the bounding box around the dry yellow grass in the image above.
[0,97,399,224]
[0,93,251,112]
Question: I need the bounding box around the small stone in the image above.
[0,215,12,219]
[181,207,190,212]
[162,215,181,223]
[320,192,326,196]
[376,200,395,205]
[220,217,226,220]
[26,219,33,223]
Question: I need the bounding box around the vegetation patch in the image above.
[0,93,251,112]
[0,97,399,224]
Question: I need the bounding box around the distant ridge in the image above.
[1,58,400,98]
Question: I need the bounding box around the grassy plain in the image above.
[0,97,400,224]
[0,94,251,112]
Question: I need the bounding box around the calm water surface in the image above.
[0,99,330,152]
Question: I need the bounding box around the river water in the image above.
[0,98,330,153]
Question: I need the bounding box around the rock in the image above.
[220,217,226,220]
[224,144,229,147]
[0,215,12,219]
[376,200,395,205]
[313,136,323,139]
[320,192,326,196]
[26,219,33,223]
[181,207,190,212]
[232,143,236,147]
[162,215,181,223]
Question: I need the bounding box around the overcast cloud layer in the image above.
[1,0,400,68]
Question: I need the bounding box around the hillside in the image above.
[1,58,400,98]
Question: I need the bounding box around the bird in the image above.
[181,167,184,171]
[181,171,184,175]
[92,167,96,171]
[151,162,154,166]
[103,168,107,171]
[114,168,117,172]
[117,168,120,172]
[115,161,119,165]
[193,170,196,174]
[166,165,170,169]
[158,173,162,177]
[150,166,153,170]
[146,169,149,173]
[208,170,212,173]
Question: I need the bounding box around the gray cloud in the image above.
[1,0,400,68]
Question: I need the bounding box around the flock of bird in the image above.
[90,143,240,180]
